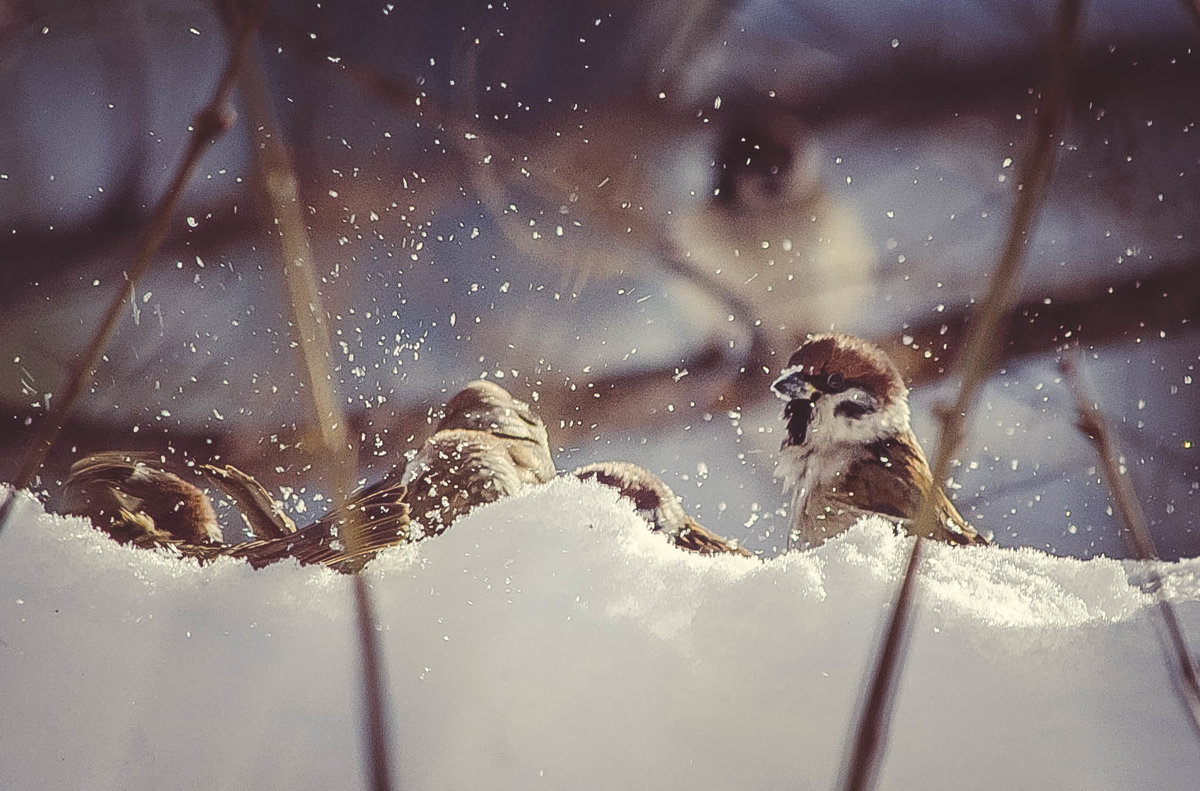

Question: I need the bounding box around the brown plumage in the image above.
[183,478,412,572]
[64,380,555,570]
[200,463,297,539]
[399,380,557,535]
[773,334,987,549]
[66,452,224,546]
[572,460,752,557]
[66,452,411,570]
[796,432,984,547]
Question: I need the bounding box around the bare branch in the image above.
[229,7,352,491]
[222,1,397,786]
[838,2,1088,789]
[0,2,264,534]
[353,573,397,791]
[837,538,925,791]
[1059,351,1200,742]
[882,263,1200,389]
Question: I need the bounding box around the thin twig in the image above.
[838,538,925,791]
[919,0,1087,524]
[837,1,1088,789]
[227,5,352,492]
[221,1,397,787]
[353,574,395,790]
[1059,351,1200,742]
[0,3,263,535]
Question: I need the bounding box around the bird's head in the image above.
[438,380,550,447]
[771,334,911,450]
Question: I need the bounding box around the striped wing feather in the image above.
[834,432,986,546]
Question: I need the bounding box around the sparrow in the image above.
[771,333,987,549]
[66,452,225,547]
[572,460,752,557]
[63,380,554,569]
[66,452,412,570]
[397,379,557,536]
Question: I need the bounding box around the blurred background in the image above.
[0,0,1196,558]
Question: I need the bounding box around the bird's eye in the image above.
[825,372,846,392]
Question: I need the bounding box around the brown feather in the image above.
[67,452,223,545]
[63,380,557,571]
[402,428,553,536]
[573,460,752,557]
[808,432,985,546]
[400,379,556,534]
[137,479,414,572]
[200,463,297,539]
[785,334,905,405]
[67,453,412,570]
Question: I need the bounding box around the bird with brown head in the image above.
[772,334,987,549]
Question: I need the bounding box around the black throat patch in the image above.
[783,398,815,447]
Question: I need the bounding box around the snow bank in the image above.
[1,478,1198,790]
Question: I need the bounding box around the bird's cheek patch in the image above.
[833,390,878,420]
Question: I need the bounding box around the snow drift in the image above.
[1,477,1198,790]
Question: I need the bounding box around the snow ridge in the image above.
[1,480,1197,790]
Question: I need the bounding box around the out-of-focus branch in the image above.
[221,1,397,787]
[1182,0,1200,34]
[838,2,1088,790]
[0,201,260,279]
[1059,351,1200,742]
[919,0,1085,527]
[882,262,1200,388]
[0,2,263,535]
[785,36,1196,131]
[7,258,1192,498]
[229,9,351,490]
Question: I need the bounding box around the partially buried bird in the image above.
[66,452,411,571]
[65,380,555,570]
[65,380,751,567]
[771,333,987,549]
[66,452,225,547]
[572,460,752,557]
[398,379,557,536]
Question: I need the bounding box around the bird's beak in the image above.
[772,370,818,402]
[775,371,818,448]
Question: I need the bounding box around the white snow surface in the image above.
[2,477,1199,790]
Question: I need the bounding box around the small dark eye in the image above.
[826,372,846,392]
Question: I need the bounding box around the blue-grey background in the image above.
[0,0,1196,557]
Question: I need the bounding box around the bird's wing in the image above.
[572,460,752,557]
[834,437,927,519]
[120,478,411,571]
[505,436,557,485]
[223,478,412,571]
[67,452,223,544]
[674,516,755,557]
[403,429,535,536]
[836,434,986,546]
[200,463,297,539]
[66,453,413,570]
